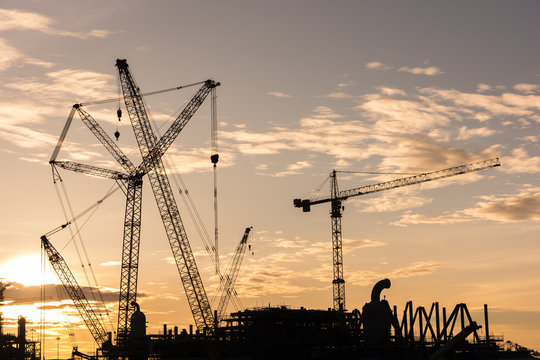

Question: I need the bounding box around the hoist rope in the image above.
[211,87,219,276]
[79,81,206,107]
[51,174,116,334]
[336,170,420,175]
[40,242,46,358]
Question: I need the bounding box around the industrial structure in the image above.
[4,59,531,359]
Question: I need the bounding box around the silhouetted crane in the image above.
[49,59,220,340]
[216,227,252,320]
[294,158,501,311]
[41,235,110,347]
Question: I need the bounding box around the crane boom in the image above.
[50,161,129,180]
[116,59,216,333]
[74,105,136,173]
[41,235,109,346]
[293,157,501,311]
[137,79,220,174]
[295,158,501,211]
[217,227,252,320]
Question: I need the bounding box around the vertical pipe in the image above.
[163,324,167,338]
[460,304,465,332]
[189,324,193,335]
[484,304,490,343]
[419,307,424,344]
[435,302,440,340]
[403,303,408,341]
[442,307,447,341]
[409,301,414,341]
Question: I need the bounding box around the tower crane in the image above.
[49,59,220,340]
[293,158,501,312]
[40,235,110,347]
[216,227,252,321]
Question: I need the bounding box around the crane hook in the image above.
[114,129,120,141]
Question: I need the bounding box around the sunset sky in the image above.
[0,1,539,357]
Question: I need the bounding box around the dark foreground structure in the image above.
[88,279,536,360]
[2,279,538,360]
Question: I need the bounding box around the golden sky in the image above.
[0,1,539,358]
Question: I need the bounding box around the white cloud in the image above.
[271,161,312,177]
[322,92,353,99]
[6,68,116,103]
[377,87,406,96]
[393,188,540,225]
[456,126,496,140]
[500,148,540,174]
[366,61,392,70]
[398,66,443,76]
[477,83,492,93]
[347,261,441,286]
[513,83,540,94]
[100,261,121,267]
[0,38,23,71]
[464,190,540,222]
[357,95,454,134]
[351,190,432,213]
[268,91,292,98]
[343,238,385,250]
[337,80,354,88]
[0,9,112,39]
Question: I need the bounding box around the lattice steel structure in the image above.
[49,59,220,341]
[41,235,109,346]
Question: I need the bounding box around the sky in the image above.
[0,0,539,357]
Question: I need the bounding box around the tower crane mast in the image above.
[294,158,501,311]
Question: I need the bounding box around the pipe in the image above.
[371,278,391,303]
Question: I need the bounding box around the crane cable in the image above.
[211,87,219,276]
[50,167,116,334]
[145,89,223,273]
[144,88,241,309]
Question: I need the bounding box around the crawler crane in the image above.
[49,59,220,341]
[294,158,501,311]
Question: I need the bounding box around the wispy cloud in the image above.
[321,92,353,99]
[343,238,385,250]
[393,188,540,225]
[513,83,540,94]
[456,126,496,140]
[500,148,540,174]
[377,87,406,96]
[398,66,443,76]
[0,38,23,71]
[365,61,393,70]
[347,261,441,286]
[270,161,312,177]
[464,189,540,222]
[0,9,113,39]
[268,91,292,98]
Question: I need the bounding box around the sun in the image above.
[0,253,59,287]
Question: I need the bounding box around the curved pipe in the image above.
[371,278,391,303]
[130,301,140,312]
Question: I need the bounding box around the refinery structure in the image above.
[1,59,536,359]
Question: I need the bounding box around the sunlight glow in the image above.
[0,253,59,286]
